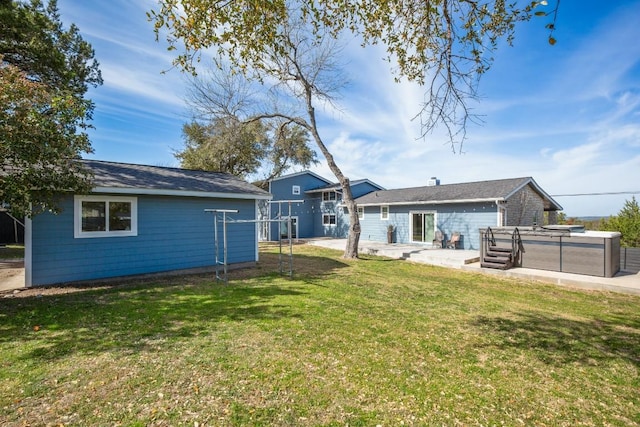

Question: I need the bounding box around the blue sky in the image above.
[56,0,640,217]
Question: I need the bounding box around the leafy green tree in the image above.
[602,197,640,247]
[0,0,102,217]
[149,0,557,258]
[177,118,267,178]
[176,117,317,186]
[150,0,558,148]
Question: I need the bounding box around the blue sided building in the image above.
[25,160,271,287]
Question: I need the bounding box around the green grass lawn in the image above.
[0,245,24,260]
[1,244,639,426]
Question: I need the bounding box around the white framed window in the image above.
[322,191,337,202]
[74,195,138,238]
[357,206,364,219]
[292,185,301,195]
[322,214,336,226]
[380,205,389,220]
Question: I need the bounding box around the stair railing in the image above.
[511,227,523,266]
[485,226,496,251]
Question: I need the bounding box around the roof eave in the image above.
[503,177,563,211]
[269,170,332,185]
[357,197,504,207]
[91,186,273,200]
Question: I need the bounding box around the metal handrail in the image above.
[485,226,496,248]
[511,227,523,265]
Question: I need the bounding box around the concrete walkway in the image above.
[308,239,640,296]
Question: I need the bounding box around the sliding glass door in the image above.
[411,212,435,244]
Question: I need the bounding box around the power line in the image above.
[551,191,640,197]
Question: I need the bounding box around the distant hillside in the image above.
[577,216,608,222]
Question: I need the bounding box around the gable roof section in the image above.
[268,170,333,186]
[82,160,271,200]
[505,177,563,211]
[305,179,385,194]
[355,177,562,211]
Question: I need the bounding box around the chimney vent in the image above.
[427,177,440,186]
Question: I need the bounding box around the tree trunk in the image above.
[304,105,360,258]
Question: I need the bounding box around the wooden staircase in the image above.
[481,227,523,270]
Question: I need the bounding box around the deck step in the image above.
[481,261,513,270]
[486,251,513,259]
[482,245,513,270]
[483,255,511,264]
[487,246,512,254]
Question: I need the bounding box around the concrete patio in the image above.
[308,238,640,296]
[307,238,480,268]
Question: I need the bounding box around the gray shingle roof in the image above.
[82,160,271,199]
[305,179,385,193]
[355,177,562,210]
[269,170,332,185]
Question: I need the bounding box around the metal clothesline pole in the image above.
[205,202,303,282]
[205,209,239,283]
[288,201,294,276]
[278,202,283,275]
[267,200,304,277]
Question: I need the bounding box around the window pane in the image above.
[82,201,106,231]
[109,202,132,231]
[323,192,336,201]
[323,214,336,225]
[412,213,423,242]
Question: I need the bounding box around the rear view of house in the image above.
[266,171,383,240]
[25,160,271,286]
[355,177,562,250]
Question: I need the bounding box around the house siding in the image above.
[30,194,258,286]
[268,174,380,240]
[314,200,350,238]
[313,182,378,239]
[506,185,545,226]
[360,202,498,250]
[268,173,329,239]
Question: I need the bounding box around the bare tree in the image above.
[149,0,561,257]
[176,19,362,257]
[179,65,318,187]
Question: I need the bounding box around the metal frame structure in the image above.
[205,199,304,283]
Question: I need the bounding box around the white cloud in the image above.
[55,0,640,217]
[97,63,186,108]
